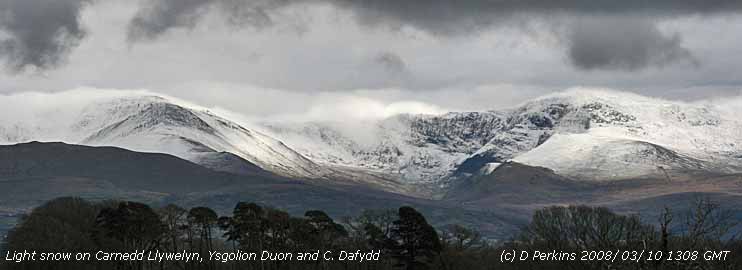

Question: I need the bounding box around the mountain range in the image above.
[2,89,742,238]
[264,89,742,195]
[0,141,516,239]
[6,89,741,194]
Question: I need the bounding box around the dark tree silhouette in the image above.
[2,197,103,270]
[94,201,164,270]
[217,215,237,249]
[389,206,441,270]
[231,202,266,251]
[5,197,742,270]
[438,225,483,270]
[188,207,217,270]
[159,204,187,252]
[96,201,164,251]
[264,208,292,251]
[188,207,218,251]
[305,210,348,249]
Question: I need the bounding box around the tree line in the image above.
[1,197,741,270]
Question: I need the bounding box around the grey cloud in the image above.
[374,52,407,74]
[365,51,410,88]
[329,0,732,70]
[125,0,742,71]
[567,17,698,71]
[218,0,279,28]
[330,0,742,34]
[127,0,216,42]
[3,0,740,74]
[127,0,286,42]
[0,0,90,72]
[126,0,742,37]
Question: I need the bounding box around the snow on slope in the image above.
[512,134,722,180]
[264,88,742,183]
[262,112,507,184]
[0,90,329,179]
[484,89,742,179]
[3,88,741,186]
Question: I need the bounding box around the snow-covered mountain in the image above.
[262,89,742,183]
[261,112,507,186]
[502,91,742,179]
[0,92,330,179]
[3,88,741,194]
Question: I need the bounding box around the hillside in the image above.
[264,89,742,188]
[0,93,331,179]
[0,142,518,239]
[3,89,742,198]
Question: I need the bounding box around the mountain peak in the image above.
[1,91,329,179]
[3,89,742,196]
[533,88,662,104]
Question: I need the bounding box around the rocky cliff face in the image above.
[263,89,742,187]
[3,89,742,196]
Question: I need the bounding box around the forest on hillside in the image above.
[1,197,741,270]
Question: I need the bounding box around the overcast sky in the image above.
[1,0,742,119]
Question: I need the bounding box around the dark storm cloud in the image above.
[328,0,742,34]
[328,0,738,71]
[127,0,216,42]
[218,0,279,28]
[126,0,742,71]
[129,0,742,37]
[567,17,698,71]
[127,0,285,42]
[0,0,90,72]
[2,0,740,73]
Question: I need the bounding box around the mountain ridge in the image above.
[3,89,742,198]
[1,94,332,179]
[263,88,742,187]
[0,141,519,239]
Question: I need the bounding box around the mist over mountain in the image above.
[262,89,742,190]
[0,90,331,179]
[3,88,742,240]
[3,88,742,198]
